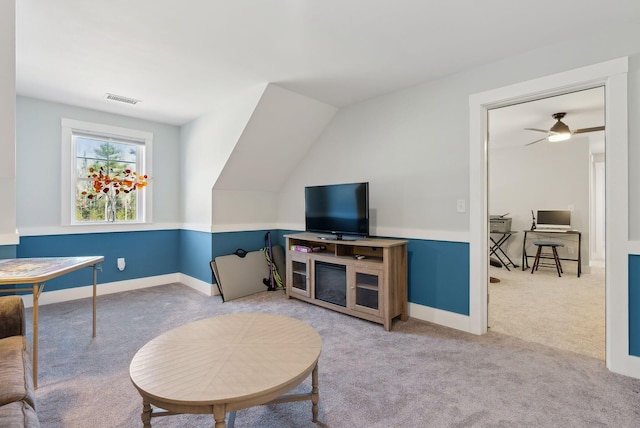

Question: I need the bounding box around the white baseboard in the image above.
[20,273,181,308]
[408,302,471,332]
[0,231,19,246]
[178,273,218,296]
[611,354,640,379]
[18,273,220,308]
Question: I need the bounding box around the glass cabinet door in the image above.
[290,254,311,297]
[351,267,383,316]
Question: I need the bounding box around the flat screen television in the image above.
[536,209,571,229]
[305,182,369,240]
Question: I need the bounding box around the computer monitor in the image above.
[536,209,571,229]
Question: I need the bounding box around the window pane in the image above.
[75,180,139,222]
[75,137,103,159]
[73,133,143,223]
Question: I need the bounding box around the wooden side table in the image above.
[129,313,322,427]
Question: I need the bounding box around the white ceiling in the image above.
[15,1,640,126]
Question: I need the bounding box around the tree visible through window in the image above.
[74,134,145,222]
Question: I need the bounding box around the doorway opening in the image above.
[468,57,631,375]
[486,87,605,360]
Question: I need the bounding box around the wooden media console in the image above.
[285,233,408,331]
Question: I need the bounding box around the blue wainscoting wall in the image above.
[629,254,640,357]
[407,239,470,316]
[16,230,180,291]
[178,229,279,285]
[179,229,213,283]
[7,230,640,359]
[0,245,16,259]
[8,231,468,319]
[211,230,275,259]
[274,230,470,316]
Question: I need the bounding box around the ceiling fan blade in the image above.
[524,128,549,134]
[573,126,605,135]
[525,137,547,146]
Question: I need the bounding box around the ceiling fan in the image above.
[525,112,605,146]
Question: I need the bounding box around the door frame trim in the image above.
[468,57,633,376]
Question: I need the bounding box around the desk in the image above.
[489,231,519,271]
[0,256,104,387]
[130,313,323,427]
[521,230,581,277]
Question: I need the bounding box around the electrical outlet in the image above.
[117,258,126,271]
[456,199,466,213]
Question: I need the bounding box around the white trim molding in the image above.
[179,273,218,296]
[277,223,471,243]
[20,273,180,308]
[60,118,154,227]
[374,227,470,243]
[0,231,19,245]
[469,57,635,377]
[628,241,640,255]
[18,222,182,237]
[18,273,216,309]
[210,222,278,233]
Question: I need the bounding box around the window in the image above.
[62,119,153,225]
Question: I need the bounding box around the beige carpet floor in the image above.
[31,282,640,427]
[489,263,605,360]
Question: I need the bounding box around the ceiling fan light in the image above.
[550,119,571,135]
[548,133,571,142]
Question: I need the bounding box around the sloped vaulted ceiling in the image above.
[214,84,338,192]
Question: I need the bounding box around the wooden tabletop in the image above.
[129,313,322,410]
[0,256,104,285]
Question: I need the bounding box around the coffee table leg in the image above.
[312,362,319,422]
[141,400,152,428]
[213,404,226,428]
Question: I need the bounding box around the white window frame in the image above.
[61,118,153,226]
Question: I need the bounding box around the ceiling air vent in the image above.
[105,93,141,105]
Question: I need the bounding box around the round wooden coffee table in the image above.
[129,313,322,427]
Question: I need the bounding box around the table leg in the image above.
[311,362,319,423]
[213,404,227,428]
[92,264,97,337]
[32,283,39,389]
[141,400,152,428]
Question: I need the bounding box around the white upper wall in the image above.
[276,80,471,240]
[211,84,337,232]
[489,137,591,268]
[215,84,337,192]
[179,84,267,231]
[15,97,181,234]
[6,13,640,242]
[276,17,640,241]
[180,83,337,232]
[0,0,17,245]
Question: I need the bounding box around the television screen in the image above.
[536,210,571,229]
[305,182,369,239]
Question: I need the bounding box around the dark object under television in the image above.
[305,182,369,240]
